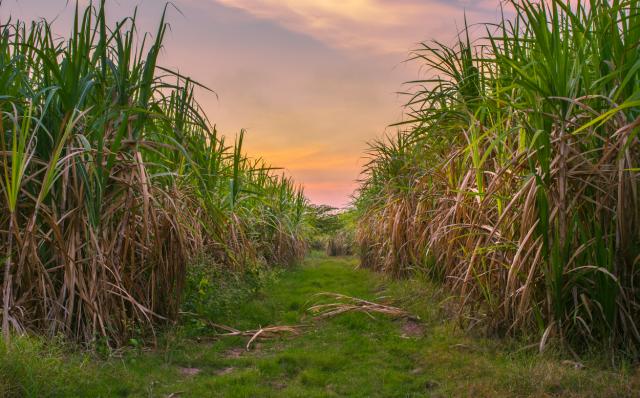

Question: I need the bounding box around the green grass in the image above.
[1,254,638,397]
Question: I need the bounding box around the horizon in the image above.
[1,0,504,207]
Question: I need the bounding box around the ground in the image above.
[1,254,638,397]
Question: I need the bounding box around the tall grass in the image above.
[0,2,310,346]
[356,0,640,357]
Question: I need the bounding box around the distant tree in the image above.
[309,205,343,235]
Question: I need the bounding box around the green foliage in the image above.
[181,256,280,332]
[307,206,357,255]
[308,205,344,235]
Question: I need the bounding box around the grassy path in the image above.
[4,254,638,397]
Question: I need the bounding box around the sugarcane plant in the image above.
[0,1,311,346]
[356,0,640,358]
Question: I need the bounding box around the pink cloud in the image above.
[211,0,500,54]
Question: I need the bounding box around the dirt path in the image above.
[5,254,637,397]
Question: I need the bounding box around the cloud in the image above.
[3,0,507,208]
[212,0,500,54]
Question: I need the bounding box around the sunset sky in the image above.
[2,0,504,207]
